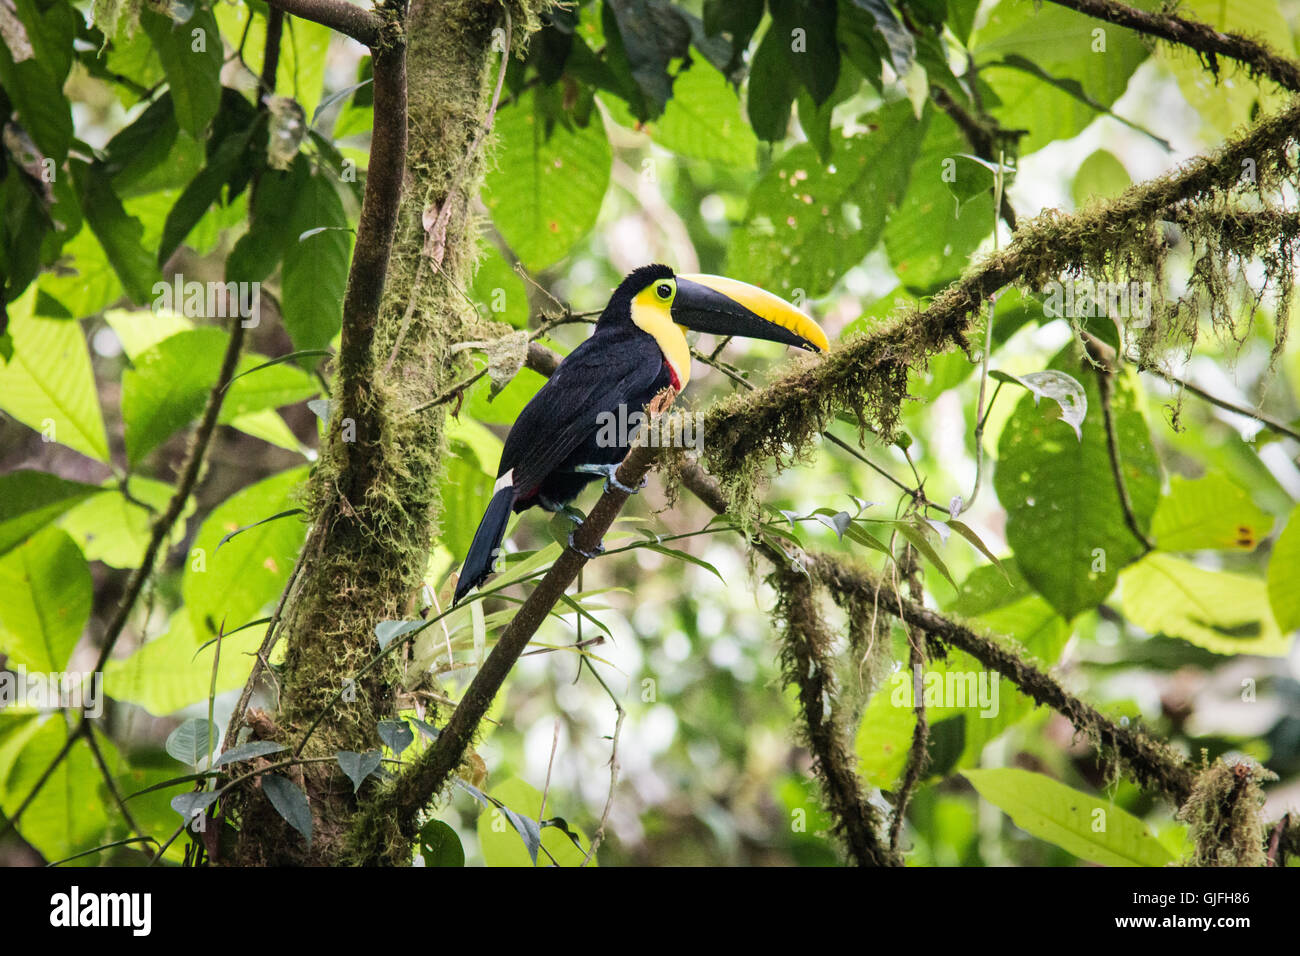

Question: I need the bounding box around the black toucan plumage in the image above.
[453,264,829,605]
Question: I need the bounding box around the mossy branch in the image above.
[769,565,895,867]
[699,98,1300,515]
[1046,0,1300,93]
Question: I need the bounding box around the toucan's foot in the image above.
[557,504,585,526]
[575,463,649,496]
[567,528,605,559]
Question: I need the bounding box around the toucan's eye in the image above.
[656,282,672,300]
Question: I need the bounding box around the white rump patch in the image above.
[494,469,514,493]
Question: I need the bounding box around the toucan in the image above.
[452,264,829,605]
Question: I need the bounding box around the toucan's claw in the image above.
[575,463,648,496]
[567,528,605,559]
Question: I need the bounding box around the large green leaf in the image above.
[0,718,107,864]
[0,293,110,461]
[70,161,160,304]
[484,91,612,271]
[1121,552,1291,657]
[727,99,926,298]
[963,768,1175,867]
[121,328,317,466]
[0,471,99,556]
[885,105,995,293]
[58,476,187,569]
[0,526,91,672]
[994,357,1159,620]
[37,228,125,321]
[1150,473,1273,552]
[1268,504,1300,635]
[105,612,267,716]
[141,7,223,139]
[281,173,350,356]
[0,43,73,162]
[973,0,1150,155]
[181,466,309,640]
[605,62,758,168]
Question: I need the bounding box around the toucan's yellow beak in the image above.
[671,274,830,353]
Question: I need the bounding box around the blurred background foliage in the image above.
[1,0,1299,866]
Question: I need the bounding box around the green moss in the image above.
[1178,756,1277,867]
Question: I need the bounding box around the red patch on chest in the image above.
[664,359,681,392]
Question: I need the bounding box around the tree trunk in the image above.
[231,0,542,867]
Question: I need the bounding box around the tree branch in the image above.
[345,411,672,861]
[262,0,383,47]
[336,20,407,437]
[697,98,1300,495]
[1046,0,1300,94]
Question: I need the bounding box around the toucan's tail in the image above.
[453,484,517,605]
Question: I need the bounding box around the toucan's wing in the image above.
[499,333,662,497]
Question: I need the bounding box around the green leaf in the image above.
[58,477,182,569]
[214,3,333,119]
[377,719,414,756]
[0,719,106,863]
[602,0,692,120]
[226,158,311,284]
[608,62,758,167]
[419,819,466,866]
[281,173,351,356]
[0,526,91,672]
[1071,149,1131,207]
[104,613,268,715]
[165,717,218,766]
[122,328,317,465]
[214,740,286,766]
[0,471,99,556]
[0,293,109,461]
[727,99,926,298]
[70,161,160,304]
[885,106,994,293]
[141,7,223,138]
[769,0,840,106]
[745,23,799,140]
[182,466,309,641]
[989,368,1087,440]
[261,775,313,847]
[158,120,259,265]
[0,45,73,161]
[1150,474,1274,553]
[1268,504,1300,634]
[994,356,1159,620]
[963,768,1175,867]
[973,1,1150,155]
[1121,553,1291,657]
[336,750,382,793]
[484,91,612,271]
[855,680,919,788]
[475,777,590,867]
